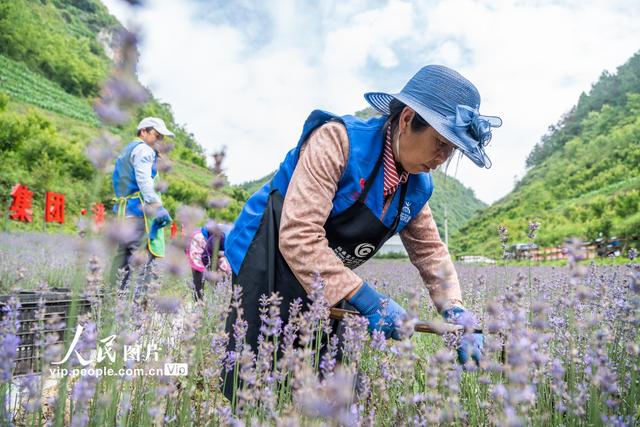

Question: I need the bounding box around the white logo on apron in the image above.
[400,201,412,224]
[354,243,375,258]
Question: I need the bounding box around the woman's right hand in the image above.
[348,282,406,340]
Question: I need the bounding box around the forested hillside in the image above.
[451,52,640,257]
[0,0,244,231]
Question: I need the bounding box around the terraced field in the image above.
[0,54,100,126]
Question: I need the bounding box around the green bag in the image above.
[115,192,165,258]
[144,209,165,258]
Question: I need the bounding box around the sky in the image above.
[102,0,640,204]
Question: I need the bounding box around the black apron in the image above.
[223,147,408,401]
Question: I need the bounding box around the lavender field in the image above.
[0,231,638,426]
[2,0,640,425]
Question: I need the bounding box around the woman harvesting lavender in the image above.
[223,65,502,400]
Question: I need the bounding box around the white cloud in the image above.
[416,0,640,202]
[102,0,640,204]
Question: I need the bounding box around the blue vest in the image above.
[225,110,434,274]
[112,140,158,217]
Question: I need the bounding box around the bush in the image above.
[0,92,8,111]
[0,0,110,97]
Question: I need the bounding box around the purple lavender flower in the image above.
[92,99,130,125]
[154,296,182,314]
[156,141,175,155]
[71,372,99,406]
[297,367,355,425]
[258,293,283,337]
[19,374,41,412]
[105,220,139,246]
[154,179,169,193]
[0,296,21,382]
[85,133,120,170]
[211,148,226,175]
[211,177,226,189]
[527,221,541,239]
[176,205,205,230]
[497,225,512,259]
[0,333,20,382]
[122,0,145,7]
[156,157,173,173]
[102,75,149,105]
[319,334,339,378]
[208,198,230,209]
[341,314,369,364]
[370,329,387,352]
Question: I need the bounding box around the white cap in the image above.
[137,117,175,137]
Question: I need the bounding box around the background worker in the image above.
[185,222,232,301]
[111,117,174,295]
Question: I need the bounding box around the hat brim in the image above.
[364,91,489,168]
[154,126,175,138]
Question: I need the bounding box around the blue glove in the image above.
[149,207,172,240]
[442,306,483,366]
[348,282,406,340]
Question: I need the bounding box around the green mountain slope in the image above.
[526,52,640,169]
[451,52,640,257]
[428,170,486,238]
[0,0,115,97]
[238,172,275,196]
[0,54,100,125]
[0,0,243,231]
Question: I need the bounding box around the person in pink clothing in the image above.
[186,222,232,301]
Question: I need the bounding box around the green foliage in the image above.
[0,0,113,97]
[0,104,97,232]
[452,71,640,257]
[238,171,275,196]
[374,251,408,259]
[0,0,223,233]
[526,50,640,168]
[0,54,100,125]
[429,170,486,238]
[0,98,220,233]
[213,186,250,223]
[354,106,378,119]
[0,92,8,111]
[164,178,209,208]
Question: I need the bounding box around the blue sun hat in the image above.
[364,65,502,168]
